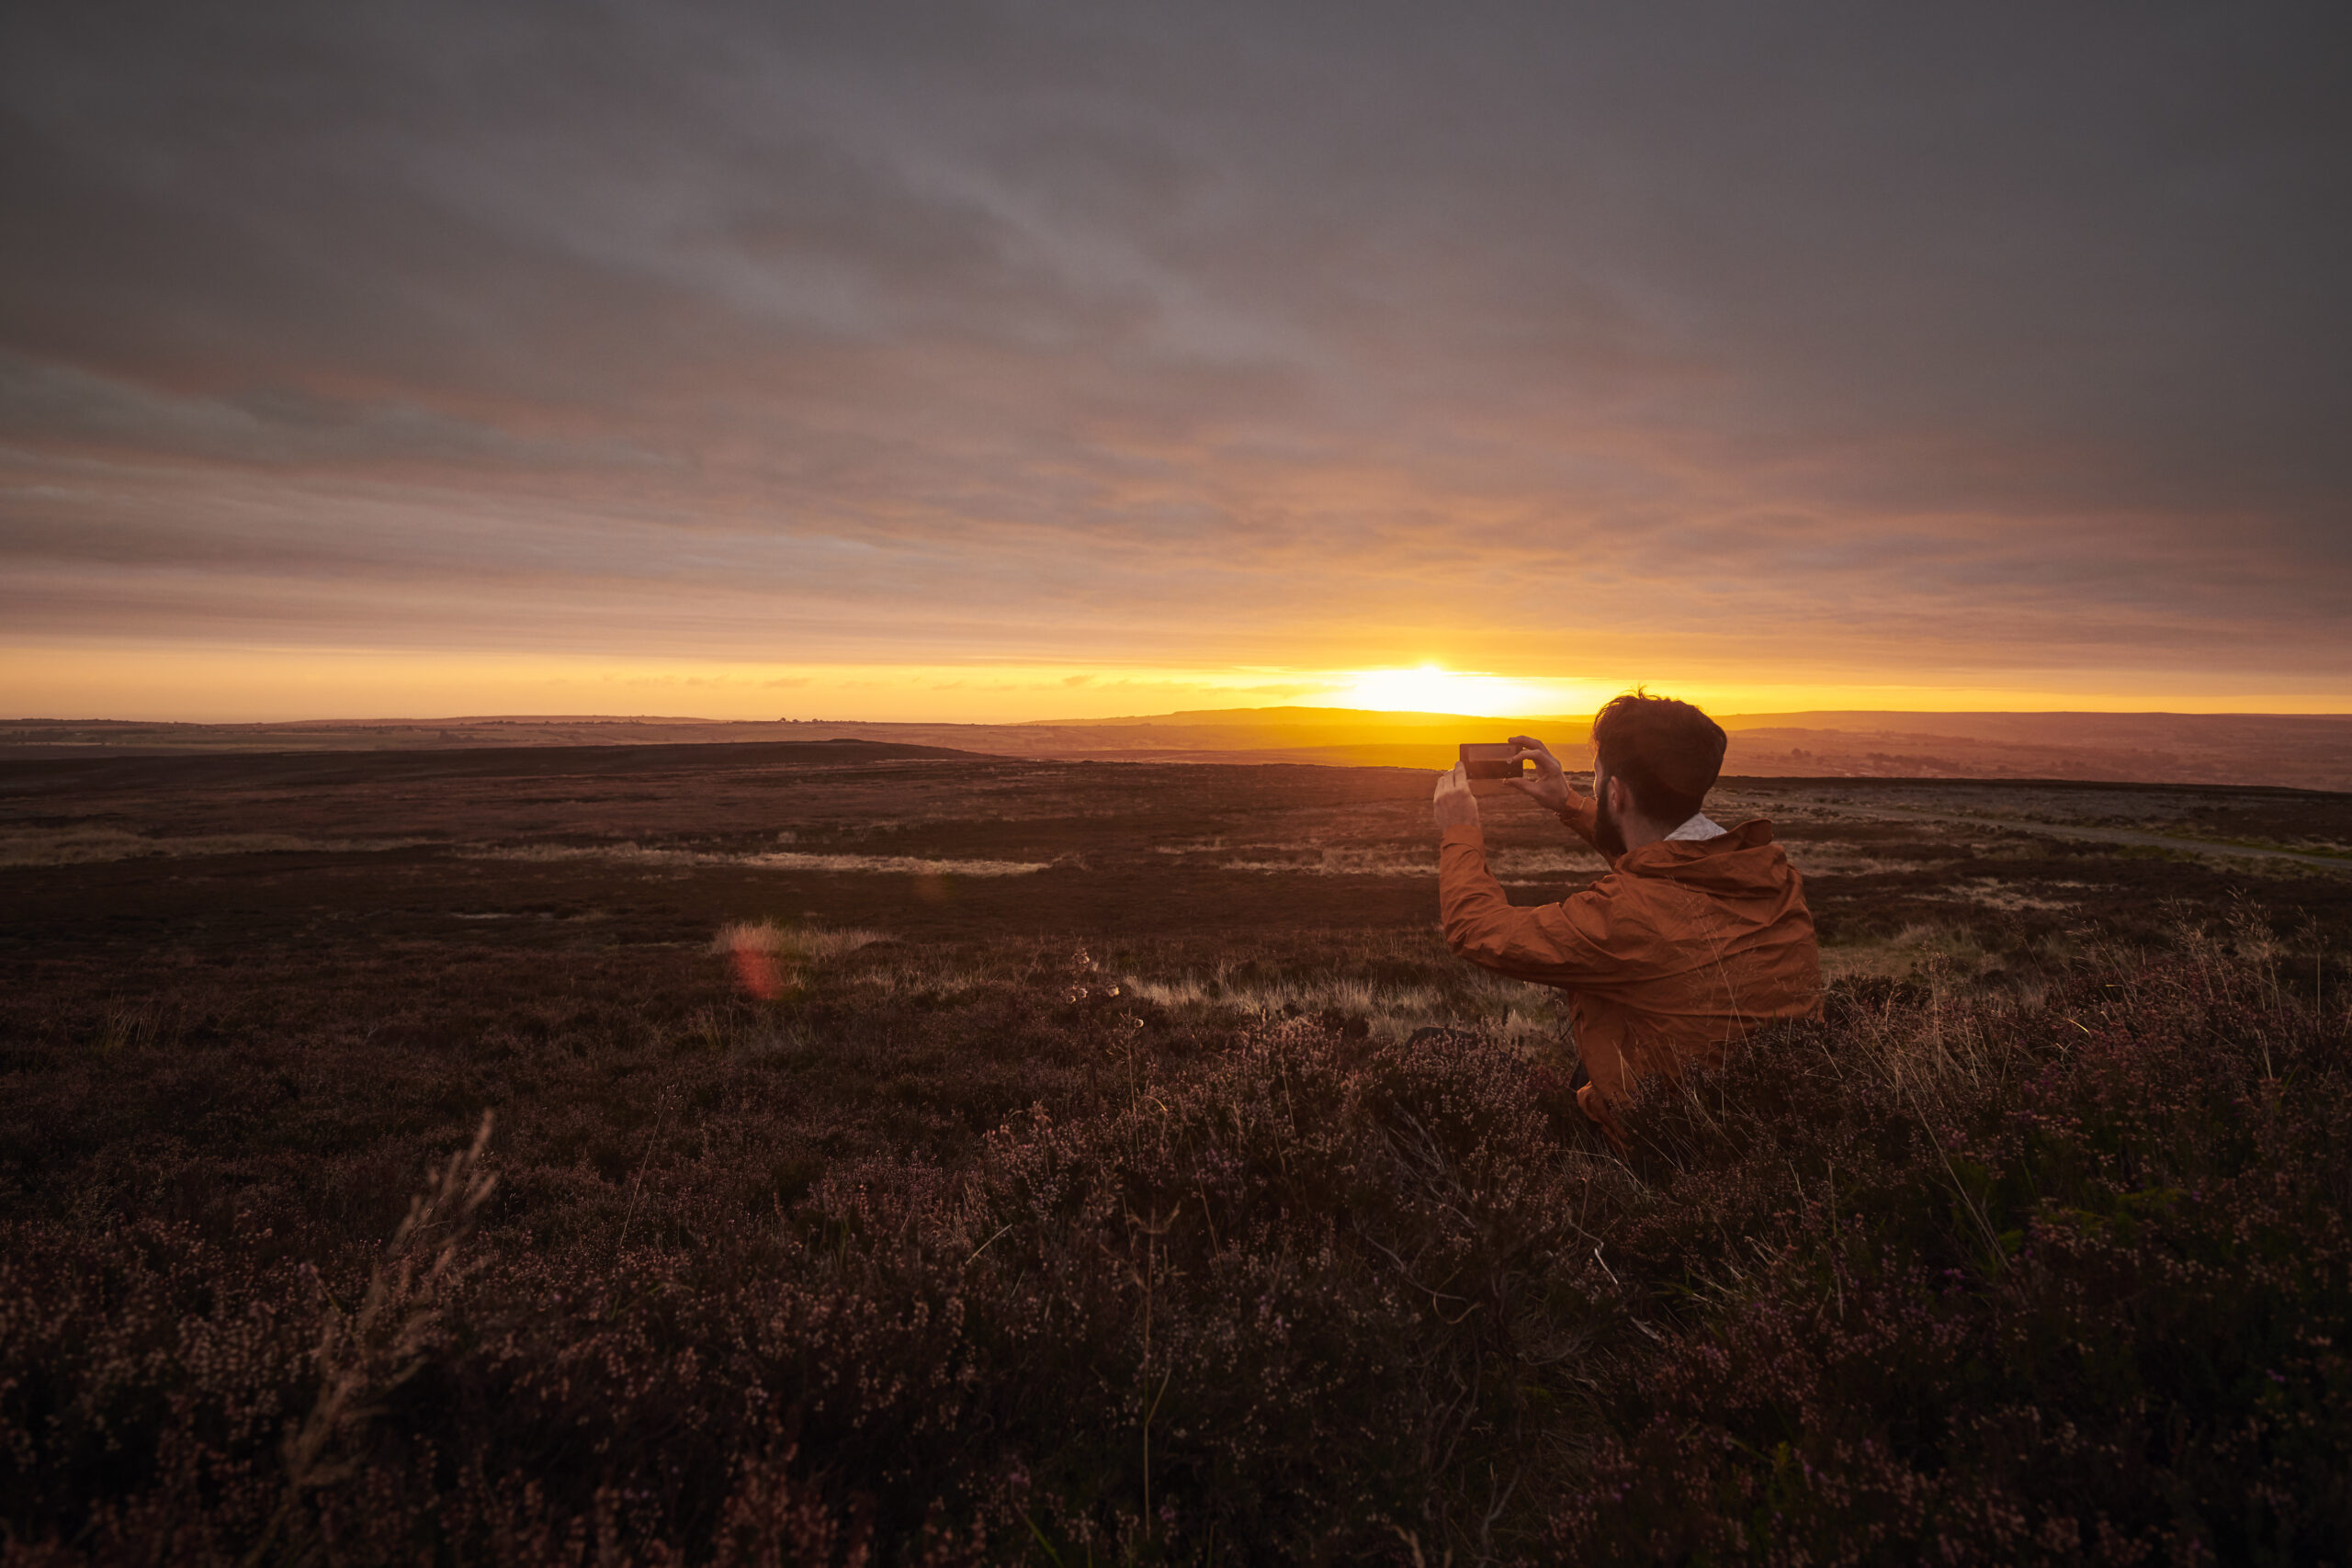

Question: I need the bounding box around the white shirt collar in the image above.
[1664,812,1728,842]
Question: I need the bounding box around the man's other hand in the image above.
[1504,735,1574,814]
[1431,764,1481,831]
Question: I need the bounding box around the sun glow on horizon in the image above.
[1333,666,1571,716]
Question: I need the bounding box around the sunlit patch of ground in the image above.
[469,844,1054,875]
[1210,842,1600,883]
[1776,840,1959,876]
[785,919,1571,1046]
[1120,964,1566,1044]
[1932,876,2096,913]
[708,921,894,1000]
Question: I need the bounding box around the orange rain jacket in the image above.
[1439,795,1822,1146]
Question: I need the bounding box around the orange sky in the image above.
[5,648,2343,727]
[3,5,2347,722]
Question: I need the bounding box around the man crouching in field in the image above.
[1431,691,1821,1151]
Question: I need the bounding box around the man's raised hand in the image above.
[1504,734,1574,814]
[1430,763,1481,832]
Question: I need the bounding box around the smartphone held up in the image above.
[1459,742,1526,796]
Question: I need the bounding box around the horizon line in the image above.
[11,703,2352,728]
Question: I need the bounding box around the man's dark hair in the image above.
[1590,690,1726,825]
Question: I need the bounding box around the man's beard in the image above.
[1593,788,1628,860]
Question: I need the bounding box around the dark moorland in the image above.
[4,741,2350,1562]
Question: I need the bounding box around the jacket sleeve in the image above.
[1438,824,1642,987]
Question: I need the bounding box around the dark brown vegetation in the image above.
[3,745,2349,1562]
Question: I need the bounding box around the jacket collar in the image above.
[1613,818,1776,873]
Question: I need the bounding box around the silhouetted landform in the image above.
[1717,710,2352,793]
[6,706,2351,790]
[0,736,990,796]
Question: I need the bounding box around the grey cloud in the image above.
[1,0,2347,683]
[0,355,669,470]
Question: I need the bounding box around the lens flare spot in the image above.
[729,944,795,1000]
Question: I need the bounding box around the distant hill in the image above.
[5,707,2349,791]
[1712,711,2352,793]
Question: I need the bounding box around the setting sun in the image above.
[1332,666,1565,716]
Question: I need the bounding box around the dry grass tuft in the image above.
[711,922,892,963]
[1819,919,1989,982]
[1122,964,1565,1044]
[244,1113,497,1567]
[481,844,1051,875]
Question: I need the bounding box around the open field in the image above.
[4,743,2350,1562]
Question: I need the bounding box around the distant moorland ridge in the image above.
[5,707,2350,791]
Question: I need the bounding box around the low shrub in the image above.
[3,927,2347,1563]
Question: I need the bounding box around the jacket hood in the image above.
[1616,819,1797,900]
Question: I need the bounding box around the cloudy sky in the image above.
[4,1,2348,719]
